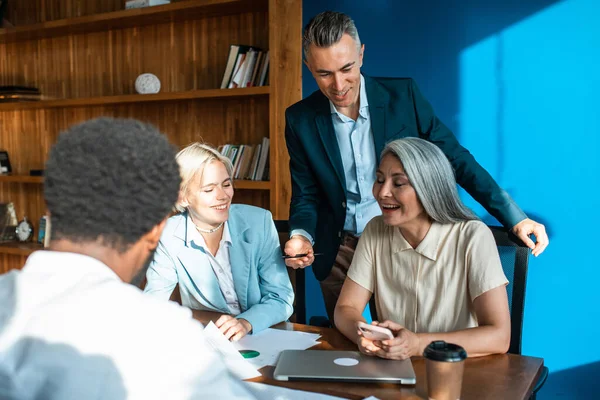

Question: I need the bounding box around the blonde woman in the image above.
[144,143,294,340]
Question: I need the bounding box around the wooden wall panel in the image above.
[0,11,269,97]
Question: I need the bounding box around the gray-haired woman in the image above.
[334,137,511,360]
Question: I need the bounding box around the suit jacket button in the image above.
[341,201,346,208]
[338,231,342,238]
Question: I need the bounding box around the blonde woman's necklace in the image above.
[195,221,224,234]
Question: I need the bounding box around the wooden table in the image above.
[193,311,544,400]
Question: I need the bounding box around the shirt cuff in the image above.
[290,229,314,245]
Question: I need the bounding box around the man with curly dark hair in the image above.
[0,118,254,399]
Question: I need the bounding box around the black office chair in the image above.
[488,226,547,399]
[274,220,306,325]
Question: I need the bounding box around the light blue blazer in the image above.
[144,204,294,333]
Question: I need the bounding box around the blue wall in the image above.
[301,1,600,398]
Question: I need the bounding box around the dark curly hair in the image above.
[44,117,181,252]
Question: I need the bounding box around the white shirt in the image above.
[0,251,254,400]
[187,221,241,315]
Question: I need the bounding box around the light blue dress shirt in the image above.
[291,74,381,242]
[330,74,381,235]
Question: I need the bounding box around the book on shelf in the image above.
[0,86,42,102]
[254,137,270,181]
[219,138,269,181]
[221,45,269,89]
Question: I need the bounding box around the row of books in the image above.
[220,45,270,89]
[218,137,270,181]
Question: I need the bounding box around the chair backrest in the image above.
[488,226,530,355]
[273,220,306,325]
[368,224,530,355]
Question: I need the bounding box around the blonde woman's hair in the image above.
[174,142,233,212]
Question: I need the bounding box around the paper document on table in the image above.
[233,328,321,369]
[243,382,346,399]
[202,321,261,380]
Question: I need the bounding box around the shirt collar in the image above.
[329,74,369,118]
[185,213,232,249]
[24,250,121,281]
[392,221,444,261]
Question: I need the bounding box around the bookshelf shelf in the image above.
[0,176,44,183]
[234,180,271,190]
[0,0,267,44]
[0,87,270,111]
[0,242,43,256]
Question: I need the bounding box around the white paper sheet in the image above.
[233,328,321,369]
[243,382,346,399]
[202,321,261,380]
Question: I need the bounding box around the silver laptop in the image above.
[273,350,416,384]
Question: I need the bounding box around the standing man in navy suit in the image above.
[283,11,549,323]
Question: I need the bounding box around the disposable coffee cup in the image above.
[423,340,467,400]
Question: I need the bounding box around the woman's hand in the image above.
[355,321,384,356]
[370,320,421,360]
[215,315,252,342]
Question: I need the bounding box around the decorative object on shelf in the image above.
[0,202,18,242]
[134,73,161,94]
[0,86,42,102]
[125,0,170,10]
[37,215,47,244]
[0,150,11,175]
[15,216,33,242]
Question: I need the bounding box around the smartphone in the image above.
[357,321,394,341]
[281,253,323,259]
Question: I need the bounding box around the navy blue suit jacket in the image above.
[284,75,525,281]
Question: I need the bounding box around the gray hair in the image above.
[303,11,361,59]
[382,138,478,224]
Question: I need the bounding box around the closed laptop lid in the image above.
[273,350,416,384]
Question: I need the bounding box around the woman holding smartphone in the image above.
[144,143,294,340]
[334,138,511,359]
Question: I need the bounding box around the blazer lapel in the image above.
[174,214,228,312]
[314,96,347,190]
[227,208,251,312]
[364,75,391,162]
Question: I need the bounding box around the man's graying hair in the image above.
[303,11,361,59]
[382,138,478,224]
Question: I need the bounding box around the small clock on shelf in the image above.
[15,216,33,242]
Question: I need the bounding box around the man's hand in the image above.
[512,218,549,257]
[215,315,252,342]
[284,235,314,269]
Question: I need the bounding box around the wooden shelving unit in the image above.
[0,0,302,273]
